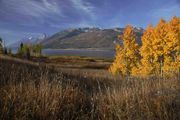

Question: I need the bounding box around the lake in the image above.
[43,49,115,58]
[12,49,115,58]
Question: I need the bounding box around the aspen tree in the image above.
[164,16,180,73]
[109,44,126,75]
[110,25,140,76]
[137,24,155,76]
[152,18,168,75]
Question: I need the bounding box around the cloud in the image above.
[42,0,60,14]
[0,0,97,28]
[0,0,64,19]
[0,0,68,31]
[70,0,96,19]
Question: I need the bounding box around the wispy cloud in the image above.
[42,0,61,14]
[70,0,96,19]
[0,0,63,19]
[0,0,67,32]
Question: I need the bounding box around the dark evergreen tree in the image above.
[20,42,24,50]
[0,38,3,54]
[4,47,8,55]
[26,48,31,60]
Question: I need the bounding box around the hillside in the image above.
[41,27,144,49]
[9,27,144,49]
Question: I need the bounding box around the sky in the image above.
[0,0,179,45]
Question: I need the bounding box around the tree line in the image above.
[110,16,179,77]
[0,38,10,55]
[0,38,42,59]
[17,43,42,59]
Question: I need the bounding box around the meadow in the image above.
[0,55,179,120]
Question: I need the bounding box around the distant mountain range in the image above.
[9,33,47,48]
[10,27,144,50]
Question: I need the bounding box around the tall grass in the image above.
[0,56,179,120]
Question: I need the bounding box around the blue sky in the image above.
[0,0,179,44]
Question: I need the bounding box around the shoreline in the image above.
[43,48,115,51]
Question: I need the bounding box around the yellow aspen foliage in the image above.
[151,18,168,75]
[136,24,156,76]
[109,25,140,76]
[163,16,180,73]
[111,17,179,77]
[109,44,126,75]
[164,16,179,54]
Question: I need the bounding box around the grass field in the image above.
[0,55,179,120]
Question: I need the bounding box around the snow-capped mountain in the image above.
[9,33,47,48]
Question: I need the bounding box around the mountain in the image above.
[9,33,47,48]
[40,27,144,50]
[10,27,144,50]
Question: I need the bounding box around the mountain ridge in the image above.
[40,27,144,49]
[10,27,144,50]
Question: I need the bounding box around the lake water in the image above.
[12,49,115,58]
[42,49,115,58]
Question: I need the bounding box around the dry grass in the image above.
[0,80,92,120]
[0,56,179,120]
[31,55,111,70]
[96,77,179,120]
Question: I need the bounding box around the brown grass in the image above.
[0,55,179,120]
